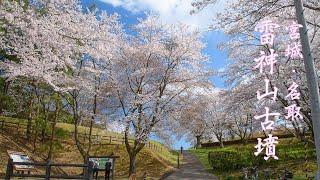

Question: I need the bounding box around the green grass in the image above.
[0,116,24,124]
[189,138,317,179]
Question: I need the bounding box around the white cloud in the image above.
[99,0,227,28]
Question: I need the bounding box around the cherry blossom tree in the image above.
[0,0,122,162]
[202,90,230,147]
[0,0,87,142]
[174,88,211,148]
[224,88,259,144]
[105,15,209,176]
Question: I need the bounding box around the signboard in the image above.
[88,157,114,170]
[88,155,119,179]
[7,150,35,171]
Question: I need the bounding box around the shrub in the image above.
[207,141,316,172]
[208,150,253,171]
[55,128,68,139]
[207,148,284,171]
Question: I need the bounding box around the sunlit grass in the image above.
[0,116,178,165]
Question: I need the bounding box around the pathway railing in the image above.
[5,158,94,180]
[0,119,168,153]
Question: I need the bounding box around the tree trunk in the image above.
[217,134,224,148]
[195,135,201,149]
[0,97,3,115]
[129,152,137,178]
[0,80,10,115]
[244,138,248,145]
[33,129,38,152]
[74,115,87,161]
[41,103,48,143]
[26,94,34,142]
[32,103,40,152]
[47,94,61,160]
[124,127,145,179]
[220,141,224,148]
[71,91,92,169]
[74,117,89,176]
[86,93,97,157]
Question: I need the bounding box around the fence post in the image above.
[109,136,112,144]
[122,137,125,144]
[177,153,180,169]
[87,160,94,180]
[1,120,4,131]
[45,160,51,180]
[5,158,13,180]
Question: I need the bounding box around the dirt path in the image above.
[164,151,218,180]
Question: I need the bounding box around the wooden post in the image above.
[177,153,180,169]
[109,136,112,144]
[87,160,94,180]
[1,120,4,131]
[45,160,51,180]
[5,158,13,180]
[112,158,115,179]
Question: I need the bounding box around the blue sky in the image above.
[81,0,230,149]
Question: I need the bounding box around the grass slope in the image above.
[0,116,178,179]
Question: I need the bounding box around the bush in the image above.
[207,141,316,172]
[55,128,69,139]
[208,150,253,171]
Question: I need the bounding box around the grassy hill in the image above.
[190,137,317,179]
[0,116,178,179]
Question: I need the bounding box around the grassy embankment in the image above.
[190,137,317,179]
[0,116,179,179]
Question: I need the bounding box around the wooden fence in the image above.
[5,158,94,180]
[0,120,167,153]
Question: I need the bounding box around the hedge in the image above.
[207,143,316,171]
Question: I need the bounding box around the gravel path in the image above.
[164,151,218,180]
